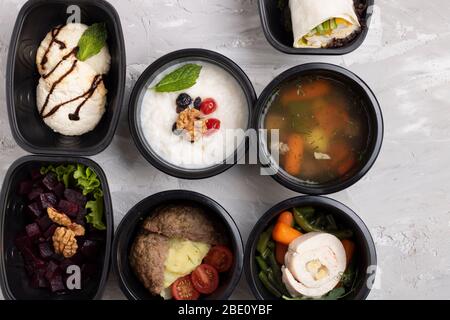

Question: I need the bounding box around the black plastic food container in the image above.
[0,155,114,300]
[244,196,377,300]
[254,63,383,195]
[258,0,374,55]
[113,190,244,300]
[128,49,256,180]
[6,0,126,155]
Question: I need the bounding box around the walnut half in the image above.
[52,227,78,258]
[47,207,85,236]
[47,207,72,226]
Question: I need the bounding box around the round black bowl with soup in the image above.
[254,63,383,195]
[244,196,376,300]
[128,49,256,180]
[112,190,243,300]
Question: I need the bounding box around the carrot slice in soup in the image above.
[281,80,331,105]
[314,104,350,135]
[283,134,304,176]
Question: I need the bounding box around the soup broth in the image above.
[264,75,369,184]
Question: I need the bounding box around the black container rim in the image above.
[6,0,126,156]
[244,195,377,300]
[128,48,257,180]
[253,62,384,195]
[257,0,375,55]
[0,155,114,300]
[112,189,244,300]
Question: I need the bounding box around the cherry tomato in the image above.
[204,246,233,273]
[200,98,218,115]
[191,264,219,294]
[206,118,221,133]
[171,275,200,300]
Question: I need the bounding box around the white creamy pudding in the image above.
[140,61,249,169]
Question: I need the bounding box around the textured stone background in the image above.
[1,0,450,300]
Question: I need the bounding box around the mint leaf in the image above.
[154,64,202,92]
[77,23,107,62]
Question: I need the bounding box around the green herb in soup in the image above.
[264,75,369,184]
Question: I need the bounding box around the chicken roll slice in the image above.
[282,232,347,298]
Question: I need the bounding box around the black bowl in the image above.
[6,0,126,155]
[112,190,244,300]
[258,0,374,55]
[244,196,377,300]
[0,155,114,300]
[128,49,256,180]
[254,63,383,195]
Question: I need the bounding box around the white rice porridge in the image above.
[140,61,249,169]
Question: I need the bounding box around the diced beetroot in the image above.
[25,222,41,240]
[15,235,32,251]
[42,173,58,191]
[30,268,48,289]
[75,208,87,226]
[27,202,43,220]
[18,180,33,195]
[52,253,65,262]
[49,275,65,293]
[80,240,99,259]
[64,189,87,206]
[45,261,61,281]
[38,242,54,260]
[37,214,52,231]
[27,188,44,201]
[82,263,98,279]
[59,259,74,272]
[69,252,85,266]
[58,200,79,218]
[40,193,57,209]
[21,246,46,269]
[30,169,42,181]
[53,182,65,198]
[44,224,57,239]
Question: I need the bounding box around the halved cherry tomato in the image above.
[200,98,218,115]
[204,245,233,273]
[171,275,200,300]
[191,264,219,294]
[206,118,221,133]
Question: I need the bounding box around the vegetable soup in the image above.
[264,75,369,184]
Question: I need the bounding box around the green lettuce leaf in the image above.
[40,164,76,188]
[85,192,106,231]
[40,163,106,231]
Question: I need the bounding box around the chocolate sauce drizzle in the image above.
[40,25,66,70]
[42,75,104,121]
[38,25,105,122]
[43,47,78,79]
[39,60,78,117]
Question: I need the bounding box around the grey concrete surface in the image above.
[1,0,450,300]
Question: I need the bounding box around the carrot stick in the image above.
[281,80,331,105]
[341,239,355,265]
[277,211,294,226]
[329,142,351,167]
[283,134,304,176]
[314,104,350,135]
[272,222,302,245]
[275,243,289,265]
[337,156,356,176]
